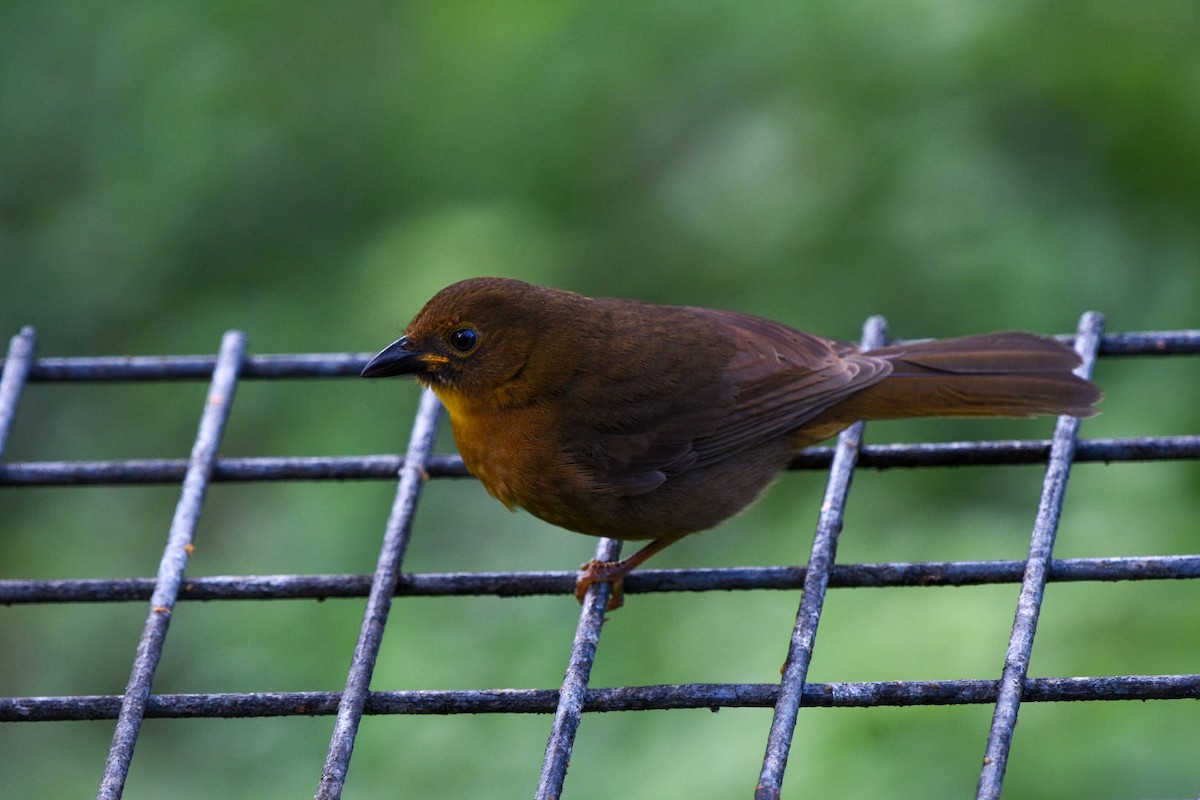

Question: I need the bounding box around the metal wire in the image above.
[3,553,1198,605]
[2,322,1198,799]
[2,435,1199,486]
[977,311,1104,798]
[24,352,370,381]
[755,314,889,799]
[0,327,37,461]
[317,388,443,799]
[98,330,247,800]
[537,537,622,800]
[12,327,1197,384]
[3,674,1197,723]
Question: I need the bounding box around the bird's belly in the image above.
[484,436,790,542]
[577,441,792,540]
[440,391,794,542]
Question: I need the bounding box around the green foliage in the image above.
[2,2,1197,797]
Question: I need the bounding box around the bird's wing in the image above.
[687,309,891,466]
[560,305,889,496]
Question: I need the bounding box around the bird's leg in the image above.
[575,536,682,611]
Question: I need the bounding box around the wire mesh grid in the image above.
[2,315,1199,798]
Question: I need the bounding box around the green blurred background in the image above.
[2,2,1198,798]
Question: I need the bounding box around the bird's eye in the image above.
[448,327,478,353]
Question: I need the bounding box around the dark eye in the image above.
[448,327,478,353]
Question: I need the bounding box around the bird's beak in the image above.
[361,336,427,378]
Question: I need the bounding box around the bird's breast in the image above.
[433,388,568,513]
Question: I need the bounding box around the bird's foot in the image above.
[575,559,628,611]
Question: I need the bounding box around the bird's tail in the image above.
[795,332,1101,447]
[852,332,1101,420]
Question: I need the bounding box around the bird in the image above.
[361,277,1101,609]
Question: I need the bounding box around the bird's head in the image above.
[361,277,589,407]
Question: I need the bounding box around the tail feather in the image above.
[868,332,1085,376]
[832,332,1102,422]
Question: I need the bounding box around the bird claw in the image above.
[575,558,626,611]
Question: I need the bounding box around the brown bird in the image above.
[362,277,1100,609]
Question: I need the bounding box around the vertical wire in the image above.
[97,331,247,799]
[975,311,1105,799]
[0,327,38,461]
[316,388,443,799]
[535,537,621,800]
[755,316,889,800]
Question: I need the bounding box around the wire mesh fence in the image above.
[1,317,1198,798]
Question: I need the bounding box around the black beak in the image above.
[361,336,425,378]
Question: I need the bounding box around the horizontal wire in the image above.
[0,454,465,485]
[5,329,1197,383]
[21,352,375,381]
[1096,330,1200,355]
[3,555,1198,605]
[2,435,1198,487]
[3,674,1197,723]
